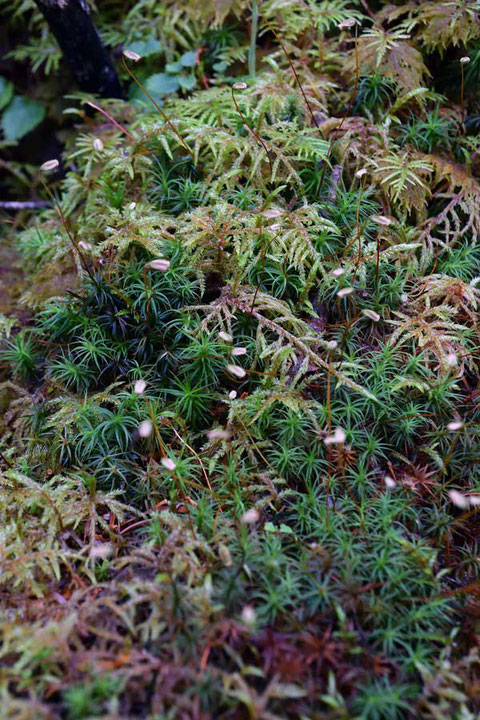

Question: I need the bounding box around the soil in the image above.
[0,233,29,321]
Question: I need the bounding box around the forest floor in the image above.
[2,2,480,719]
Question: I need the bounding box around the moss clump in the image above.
[1,1,480,718]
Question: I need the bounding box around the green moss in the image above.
[2,1,480,718]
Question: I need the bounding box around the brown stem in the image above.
[231,87,273,175]
[41,180,95,281]
[86,101,135,141]
[122,57,194,159]
[263,17,320,129]
[317,23,360,197]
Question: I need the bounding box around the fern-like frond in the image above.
[192,286,378,401]
[355,26,430,93]
[371,151,433,214]
[416,0,480,53]
[388,305,475,372]
[416,155,480,265]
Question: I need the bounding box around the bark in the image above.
[33,0,124,98]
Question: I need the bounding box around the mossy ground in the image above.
[1,2,480,719]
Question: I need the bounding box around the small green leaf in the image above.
[125,37,162,58]
[145,73,180,97]
[178,74,196,91]
[1,96,45,142]
[279,523,294,534]
[166,62,182,73]
[180,50,197,67]
[264,522,276,533]
[0,76,13,111]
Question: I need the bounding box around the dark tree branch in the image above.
[33,0,124,98]
[0,201,50,209]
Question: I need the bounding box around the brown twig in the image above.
[122,57,194,158]
[86,101,135,141]
[231,85,273,174]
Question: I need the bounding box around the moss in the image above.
[1,1,480,718]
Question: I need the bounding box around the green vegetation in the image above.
[1,1,480,718]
